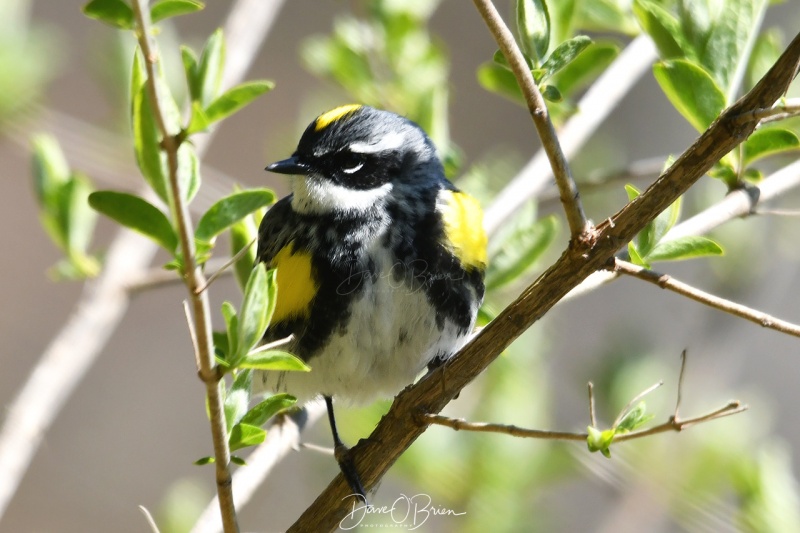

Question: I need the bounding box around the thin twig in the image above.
[131,1,236,530]
[472,0,588,238]
[139,505,161,533]
[484,36,656,236]
[246,334,294,356]
[196,239,255,294]
[612,381,663,429]
[675,350,687,420]
[614,259,800,338]
[126,258,230,293]
[563,156,800,302]
[423,400,745,443]
[754,208,800,216]
[739,97,800,121]
[184,299,201,371]
[298,442,336,456]
[588,382,597,428]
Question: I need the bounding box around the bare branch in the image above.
[588,382,597,428]
[423,402,745,444]
[472,0,588,238]
[614,259,800,338]
[423,414,585,440]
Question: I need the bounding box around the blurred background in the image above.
[2,0,800,531]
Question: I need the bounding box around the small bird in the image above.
[254,104,486,499]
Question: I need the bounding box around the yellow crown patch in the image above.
[314,104,362,132]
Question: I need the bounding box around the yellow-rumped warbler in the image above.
[254,104,486,498]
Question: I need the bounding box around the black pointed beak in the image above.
[265,155,308,175]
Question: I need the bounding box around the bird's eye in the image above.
[337,152,365,174]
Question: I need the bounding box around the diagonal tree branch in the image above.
[287,31,800,532]
[614,259,800,338]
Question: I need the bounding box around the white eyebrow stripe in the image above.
[349,131,406,154]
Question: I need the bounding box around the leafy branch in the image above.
[613,259,800,338]
[472,0,588,238]
[422,350,746,459]
[127,1,238,530]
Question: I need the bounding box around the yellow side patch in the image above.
[439,190,488,271]
[271,242,319,323]
[314,104,362,131]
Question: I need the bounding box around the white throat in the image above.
[290,175,393,215]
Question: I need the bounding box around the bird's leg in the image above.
[324,395,367,502]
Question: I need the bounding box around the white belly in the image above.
[255,250,472,404]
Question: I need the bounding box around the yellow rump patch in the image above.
[271,242,319,323]
[438,190,488,271]
[314,104,362,131]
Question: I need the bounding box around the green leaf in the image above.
[653,59,726,132]
[187,101,211,134]
[492,49,535,71]
[177,143,200,204]
[240,393,297,427]
[746,29,782,90]
[61,172,98,259]
[195,189,276,243]
[647,236,724,262]
[486,215,558,290]
[131,51,169,203]
[538,35,591,83]
[232,265,271,365]
[550,40,619,96]
[181,45,200,101]
[199,81,274,130]
[586,426,615,457]
[517,0,551,63]
[82,0,134,29]
[228,423,266,452]
[88,191,177,252]
[743,128,800,166]
[616,401,654,432]
[150,0,204,24]
[31,134,69,208]
[196,29,225,106]
[213,330,230,363]
[230,214,259,292]
[576,0,639,35]
[194,456,214,465]
[221,301,239,363]
[680,0,768,99]
[477,63,524,106]
[633,0,688,59]
[540,84,562,102]
[628,241,648,268]
[653,195,682,247]
[224,370,251,431]
[238,350,310,372]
